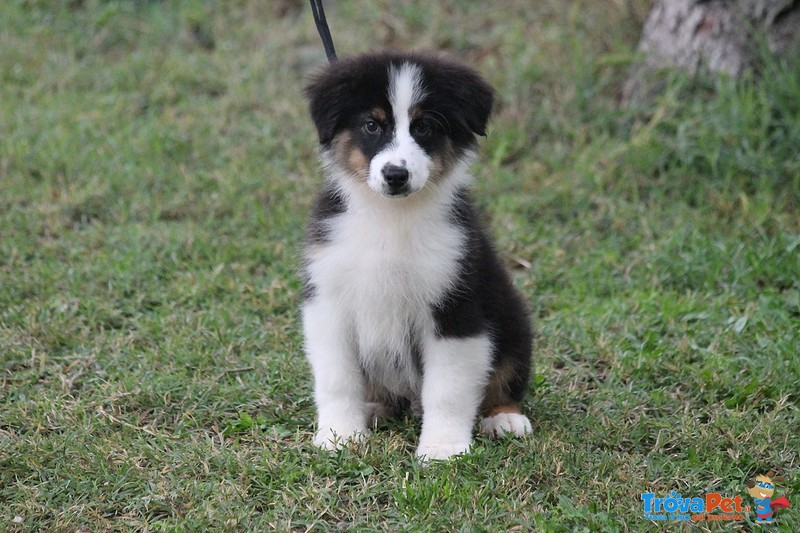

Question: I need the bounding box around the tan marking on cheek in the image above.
[428,139,458,183]
[330,130,352,154]
[480,355,521,416]
[429,153,444,180]
[331,131,369,181]
[346,147,369,179]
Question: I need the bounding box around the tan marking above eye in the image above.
[409,106,423,121]
[371,107,388,122]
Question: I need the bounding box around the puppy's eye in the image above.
[363,119,382,135]
[412,120,432,137]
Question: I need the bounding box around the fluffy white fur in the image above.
[304,167,478,456]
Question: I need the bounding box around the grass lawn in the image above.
[1,0,798,530]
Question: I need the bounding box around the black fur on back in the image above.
[432,189,533,410]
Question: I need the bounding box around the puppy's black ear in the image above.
[425,57,495,144]
[455,70,494,137]
[305,66,347,146]
[304,75,337,146]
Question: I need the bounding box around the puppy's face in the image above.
[306,53,494,198]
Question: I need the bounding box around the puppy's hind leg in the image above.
[478,343,533,439]
[479,404,532,438]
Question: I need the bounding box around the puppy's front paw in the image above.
[415,438,471,461]
[479,412,532,438]
[313,426,369,451]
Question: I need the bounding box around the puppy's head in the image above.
[305,52,494,198]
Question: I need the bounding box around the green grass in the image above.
[1,0,798,530]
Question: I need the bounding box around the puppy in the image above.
[303,52,532,460]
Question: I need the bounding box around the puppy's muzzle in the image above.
[382,164,410,196]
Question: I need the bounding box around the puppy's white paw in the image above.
[479,412,532,438]
[313,426,369,451]
[416,439,471,461]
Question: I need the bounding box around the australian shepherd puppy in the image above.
[302,52,532,461]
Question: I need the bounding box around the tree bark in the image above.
[623,0,800,103]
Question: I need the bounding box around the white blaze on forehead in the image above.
[388,62,425,124]
[366,62,431,196]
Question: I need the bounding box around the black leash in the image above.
[309,0,337,62]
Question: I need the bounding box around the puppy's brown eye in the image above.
[412,120,432,137]
[363,119,381,135]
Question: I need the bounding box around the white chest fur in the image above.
[306,194,465,395]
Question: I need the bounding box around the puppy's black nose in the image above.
[382,165,409,189]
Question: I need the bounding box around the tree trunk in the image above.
[623,0,800,103]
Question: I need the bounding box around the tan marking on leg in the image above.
[487,404,522,417]
[480,356,518,416]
